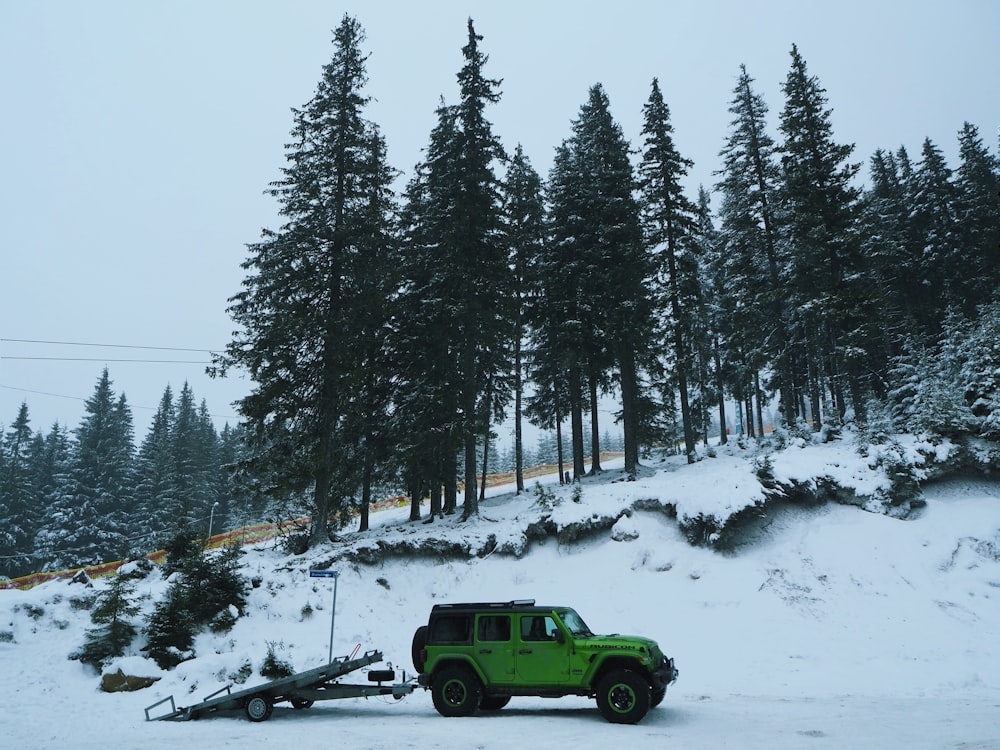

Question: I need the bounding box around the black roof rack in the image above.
[431,599,536,611]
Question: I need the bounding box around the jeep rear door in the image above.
[475,614,515,684]
[514,614,570,684]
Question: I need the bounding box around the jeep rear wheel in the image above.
[431,665,482,717]
[595,669,650,724]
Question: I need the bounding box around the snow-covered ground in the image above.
[3,439,1000,749]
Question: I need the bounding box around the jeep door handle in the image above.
[519,649,532,655]
[479,649,493,655]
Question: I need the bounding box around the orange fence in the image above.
[4,452,622,592]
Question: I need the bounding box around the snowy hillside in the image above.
[3,435,1000,749]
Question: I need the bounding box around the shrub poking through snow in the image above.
[77,570,141,669]
[261,641,294,679]
[144,544,249,669]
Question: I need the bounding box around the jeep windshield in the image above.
[558,608,594,637]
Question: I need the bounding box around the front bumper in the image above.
[652,656,679,690]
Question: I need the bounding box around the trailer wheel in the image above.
[245,694,273,722]
[411,625,428,673]
[291,698,314,710]
[431,665,482,717]
[595,669,650,724]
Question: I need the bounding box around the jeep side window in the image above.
[521,615,557,641]
[432,615,471,644]
[477,615,511,642]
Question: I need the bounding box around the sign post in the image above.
[309,569,339,663]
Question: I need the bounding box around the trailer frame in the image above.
[144,648,417,722]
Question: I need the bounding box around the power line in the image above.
[0,362,212,365]
[0,384,239,419]
[0,337,218,353]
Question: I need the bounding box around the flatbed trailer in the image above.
[144,649,416,722]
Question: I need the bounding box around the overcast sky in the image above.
[2,0,998,442]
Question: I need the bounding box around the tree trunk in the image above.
[479,422,489,502]
[428,483,442,522]
[443,454,457,515]
[514,332,525,494]
[588,374,602,474]
[408,477,422,522]
[358,450,372,533]
[619,347,640,479]
[555,391,566,485]
[713,339,727,445]
[569,367,586,480]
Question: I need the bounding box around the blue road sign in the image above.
[309,570,339,578]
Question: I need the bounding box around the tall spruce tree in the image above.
[392,101,466,522]
[954,122,1000,312]
[778,45,869,425]
[716,65,796,427]
[542,84,649,477]
[910,137,962,325]
[452,19,509,517]
[217,16,396,547]
[502,145,546,493]
[48,369,136,567]
[133,386,176,543]
[638,77,700,463]
[393,19,508,519]
[0,403,34,576]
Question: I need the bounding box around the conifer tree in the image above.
[41,369,136,567]
[0,403,34,576]
[217,15,396,547]
[503,144,546,493]
[133,386,176,540]
[541,84,649,477]
[716,65,796,427]
[452,18,510,517]
[638,77,700,463]
[954,122,1000,311]
[910,137,962,325]
[778,45,870,425]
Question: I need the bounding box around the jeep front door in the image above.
[515,614,569,684]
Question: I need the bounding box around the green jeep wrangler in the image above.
[412,599,678,724]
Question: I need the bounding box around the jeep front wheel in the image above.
[595,669,650,724]
[431,665,482,717]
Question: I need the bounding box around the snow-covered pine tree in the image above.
[0,403,34,577]
[503,144,546,494]
[452,18,510,517]
[954,123,1000,313]
[778,45,872,426]
[133,386,176,544]
[217,15,396,547]
[716,65,797,428]
[78,567,141,669]
[542,84,649,479]
[639,77,700,464]
[910,138,963,326]
[54,369,135,567]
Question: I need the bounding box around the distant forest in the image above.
[3,15,998,573]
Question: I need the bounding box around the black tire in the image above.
[651,685,666,708]
[244,694,273,722]
[291,697,314,710]
[595,669,650,725]
[411,625,428,673]
[431,665,482,717]
[479,694,511,711]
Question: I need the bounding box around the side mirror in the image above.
[553,629,565,644]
